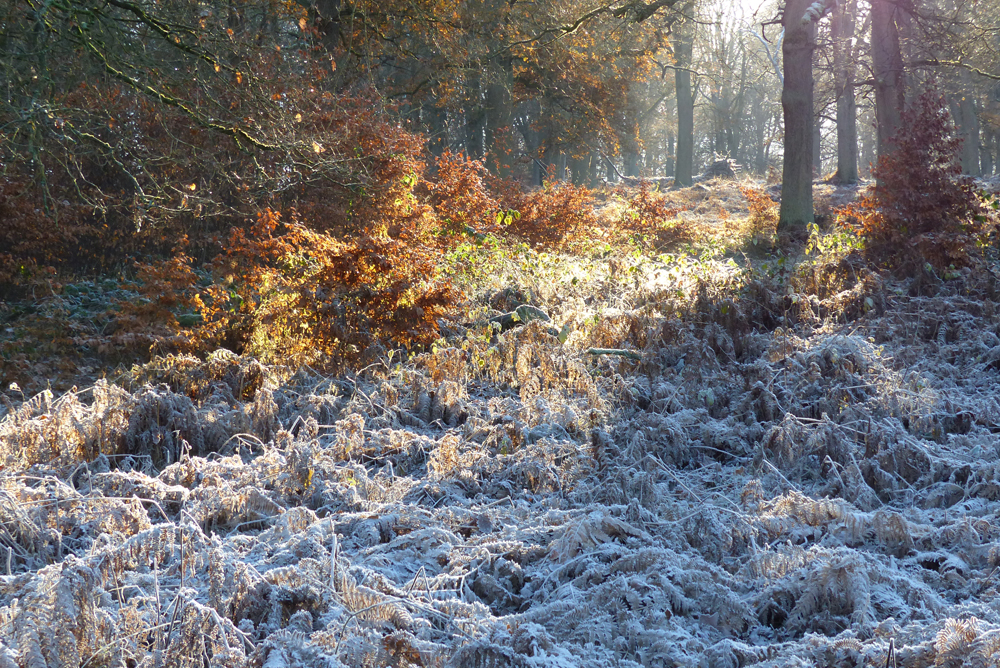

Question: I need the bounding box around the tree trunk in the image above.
[485,57,514,177]
[425,103,448,158]
[465,72,485,159]
[570,153,587,185]
[538,120,556,184]
[871,0,905,161]
[813,116,822,177]
[307,0,342,56]
[778,0,816,230]
[645,140,659,176]
[833,0,859,183]
[957,71,981,176]
[665,131,675,177]
[860,103,877,177]
[554,150,567,181]
[624,151,640,177]
[674,1,695,187]
[590,153,602,187]
[984,128,996,177]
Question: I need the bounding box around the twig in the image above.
[586,348,642,360]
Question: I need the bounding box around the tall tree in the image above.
[778,0,822,230]
[871,0,906,160]
[832,0,860,183]
[674,1,696,186]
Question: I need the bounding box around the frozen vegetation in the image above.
[3,183,1000,667]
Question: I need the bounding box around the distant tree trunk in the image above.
[957,71,981,176]
[518,101,545,186]
[984,128,997,176]
[860,103,877,177]
[605,155,617,182]
[833,0,858,183]
[727,49,749,160]
[554,150,567,181]
[665,131,675,177]
[778,0,817,230]
[624,151,640,177]
[485,57,514,176]
[425,103,448,158]
[538,120,557,184]
[871,0,905,161]
[570,153,588,185]
[590,153,602,187]
[674,1,695,187]
[750,92,767,173]
[645,140,658,176]
[309,0,343,54]
[465,73,485,159]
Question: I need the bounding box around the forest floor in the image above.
[3,177,1000,667]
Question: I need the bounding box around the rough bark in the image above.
[778,0,817,230]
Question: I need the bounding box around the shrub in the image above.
[612,181,690,250]
[737,184,780,250]
[497,180,597,248]
[198,209,456,369]
[836,87,986,272]
[425,151,501,238]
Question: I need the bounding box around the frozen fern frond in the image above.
[337,570,413,630]
[934,617,996,668]
[549,510,647,562]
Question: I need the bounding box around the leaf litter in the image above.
[3,219,1000,667]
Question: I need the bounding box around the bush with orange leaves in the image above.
[837,88,988,273]
[196,209,455,369]
[425,151,502,239]
[499,180,597,248]
[422,156,598,249]
[611,181,689,250]
[738,184,779,245]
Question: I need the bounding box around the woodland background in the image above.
[1,0,998,387]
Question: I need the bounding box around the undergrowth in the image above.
[4,185,1000,666]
